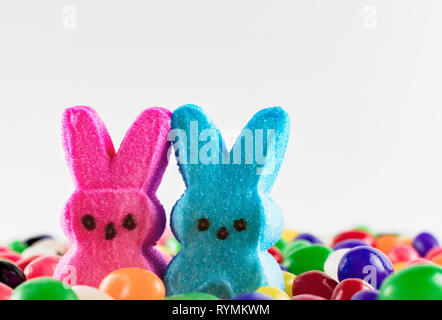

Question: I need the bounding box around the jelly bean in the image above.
[166,292,220,300]
[24,234,53,247]
[10,277,78,300]
[351,289,379,300]
[280,264,289,272]
[431,253,442,266]
[8,240,27,254]
[165,237,182,255]
[333,239,369,251]
[158,227,173,246]
[294,233,323,245]
[281,240,311,268]
[281,229,299,242]
[338,246,394,289]
[256,286,290,300]
[405,258,432,267]
[375,234,401,254]
[393,262,407,272]
[288,245,332,275]
[0,283,13,300]
[0,259,26,288]
[275,238,288,252]
[156,246,173,263]
[21,239,66,259]
[324,248,350,281]
[412,232,439,257]
[292,271,338,300]
[15,255,42,271]
[379,264,442,300]
[99,268,165,300]
[24,255,61,279]
[292,294,326,300]
[72,285,114,300]
[353,225,371,233]
[0,247,10,253]
[331,279,374,300]
[425,246,442,260]
[282,271,296,297]
[387,245,420,264]
[0,252,21,263]
[268,247,283,264]
[231,292,274,300]
[332,230,375,247]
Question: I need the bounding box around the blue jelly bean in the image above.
[294,233,323,245]
[338,246,394,289]
[351,289,379,300]
[412,232,439,257]
[280,265,289,272]
[333,239,369,251]
[232,292,275,300]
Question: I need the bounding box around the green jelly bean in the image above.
[165,237,182,255]
[10,278,79,300]
[165,292,220,300]
[379,264,442,300]
[8,240,27,253]
[353,225,371,234]
[275,238,288,252]
[287,244,332,275]
[282,240,311,268]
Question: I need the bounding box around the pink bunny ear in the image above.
[112,107,172,192]
[62,106,116,189]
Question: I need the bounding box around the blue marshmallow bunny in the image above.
[164,104,290,299]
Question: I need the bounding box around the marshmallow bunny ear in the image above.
[62,106,116,189]
[113,107,172,192]
[229,107,290,193]
[170,104,228,188]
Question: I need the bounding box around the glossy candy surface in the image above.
[387,245,419,264]
[72,285,113,300]
[99,268,165,300]
[379,264,442,300]
[291,271,338,300]
[331,279,374,300]
[332,230,375,247]
[338,246,394,289]
[10,278,78,300]
[333,239,368,251]
[268,247,284,264]
[0,259,26,288]
[292,294,326,300]
[283,271,295,297]
[256,286,290,300]
[231,292,274,300]
[0,283,13,300]
[294,233,323,245]
[351,289,379,300]
[375,234,401,254]
[412,232,439,257]
[23,255,61,279]
[324,248,350,281]
[288,245,332,275]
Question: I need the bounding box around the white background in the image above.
[0,1,441,243]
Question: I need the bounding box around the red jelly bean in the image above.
[268,247,283,264]
[331,278,374,300]
[23,255,61,279]
[292,270,338,300]
[0,247,11,254]
[425,247,442,260]
[292,294,326,300]
[16,255,42,271]
[332,230,375,247]
[387,245,420,264]
[0,283,13,300]
[0,252,22,263]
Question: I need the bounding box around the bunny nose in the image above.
[216,227,229,240]
[105,222,117,240]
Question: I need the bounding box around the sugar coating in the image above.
[54,106,171,287]
[164,104,290,299]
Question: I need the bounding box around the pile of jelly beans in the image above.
[0,227,441,300]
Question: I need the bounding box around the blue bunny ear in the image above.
[170,104,228,187]
[229,107,290,193]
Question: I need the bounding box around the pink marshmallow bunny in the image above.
[53,106,171,287]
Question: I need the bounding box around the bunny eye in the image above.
[122,214,137,231]
[81,214,96,231]
[233,219,247,232]
[197,218,210,231]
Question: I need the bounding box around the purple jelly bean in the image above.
[0,259,26,289]
[280,264,289,272]
[338,246,394,289]
[412,232,439,257]
[333,239,370,251]
[351,290,379,300]
[294,233,323,245]
[232,292,275,300]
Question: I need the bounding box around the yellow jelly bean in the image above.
[281,229,299,242]
[256,286,290,300]
[283,272,296,297]
[394,261,407,272]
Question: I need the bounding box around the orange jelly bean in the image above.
[375,235,401,254]
[431,253,442,266]
[99,268,165,300]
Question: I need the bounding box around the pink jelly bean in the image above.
[16,255,42,271]
[0,283,13,300]
[24,255,61,279]
[0,252,22,263]
[425,247,442,260]
[0,247,11,254]
[405,258,433,267]
[387,245,420,264]
[292,294,327,300]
